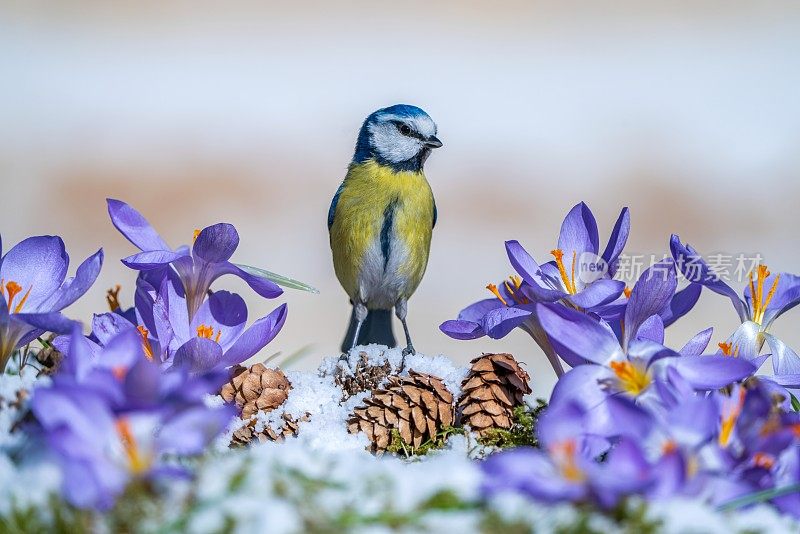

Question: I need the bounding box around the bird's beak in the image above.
[424,136,443,149]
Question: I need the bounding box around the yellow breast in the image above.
[329,160,435,302]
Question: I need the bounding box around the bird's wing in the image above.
[328,182,345,230]
[432,198,437,229]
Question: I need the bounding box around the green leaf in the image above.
[790,393,800,412]
[234,264,319,294]
[717,483,800,512]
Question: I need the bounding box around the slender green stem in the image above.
[717,483,800,512]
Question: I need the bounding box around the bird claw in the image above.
[399,345,415,373]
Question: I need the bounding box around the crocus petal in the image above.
[456,298,503,323]
[671,355,755,390]
[439,319,485,340]
[763,333,800,378]
[61,324,99,381]
[158,405,234,455]
[121,250,188,270]
[481,305,533,339]
[659,282,702,327]
[220,262,283,299]
[42,249,104,312]
[192,223,239,263]
[123,359,163,408]
[172,337,224,374]
[670,234,747,321]
[15,312,77,335]
[567,279,625,309]
[221,304,288,367]
[601,207,630,276]
[536,303,622,366]
[755,272,800,326]
[623,259,677,349]
[98,328,144,372]
[635,315,664,344]
[203,290,248,349]
[558,201,600,256]
[0,235,69,310]
[550,362,609,407]
[722,321,762,361]
[679,328,714,356]
[91,312,134,346]
[504,240,561,300]
[107,198,171,252]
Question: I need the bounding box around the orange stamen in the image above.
[106,285,122,311]
[550,440,585,482]
[503,275,530,305]
[550,249,577,294]
[486,283,508,306]
[749,264,780,325]
[719,388,746,446]
[753,452,775,470]
[623,286,632,299]
[662,440,678,455]
[718,341,740,357]
[115,418,150,474]
[136,325,154,361]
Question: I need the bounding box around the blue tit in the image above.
[328,104,442,363]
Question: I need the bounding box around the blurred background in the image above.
[2,1,799,394]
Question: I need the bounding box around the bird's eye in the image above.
[398,123,412,136]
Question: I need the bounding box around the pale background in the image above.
[2,1,799,395]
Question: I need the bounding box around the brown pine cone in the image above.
[458,353,531,437]
[348,370,454,453]
[231,412,310,446]
[220,363,291,418]
[335,351,392,399]
[35,335,63,376]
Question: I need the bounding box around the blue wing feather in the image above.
[328,182,344,230]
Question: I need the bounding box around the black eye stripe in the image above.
[392,120,425,140]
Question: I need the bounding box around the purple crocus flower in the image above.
[481,400,655,508]
[671,234,800,379]
[154,281,288,373]
[540,260,756,406]
[0,235,103,371]
[31,328,233,510]
[441,203,630,375]
[107,199,282,320]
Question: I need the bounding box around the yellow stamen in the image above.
[550,249,577,294]
[503,275,530,305]
[486,283,507,306]
[609,360,651,396]
[136,325,154,361]
[115,418,150,475]
[719,388,746,447]
[749,264,780,325]
[106,285,122,311]
[623,286,632,299]
[550,440,585,482]
[193,229,202,243]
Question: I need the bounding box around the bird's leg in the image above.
[339,301,368,364]
[395,299,415,371]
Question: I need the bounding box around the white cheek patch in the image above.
[368,122,422,163]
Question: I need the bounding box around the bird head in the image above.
[353,104,442,172]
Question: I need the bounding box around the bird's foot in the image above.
[399,344,415,372]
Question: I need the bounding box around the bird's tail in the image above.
[340,307,396,352]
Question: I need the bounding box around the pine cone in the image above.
[348,370,454,453]
[220,363,291,418]
[335,351,392,398]
[231,413,310,446]
[35,335,63,375]
[458,353,531,437]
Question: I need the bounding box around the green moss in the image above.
[386,426,466,458]
[478,399,547,450]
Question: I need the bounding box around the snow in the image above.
[2,346,800,532]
